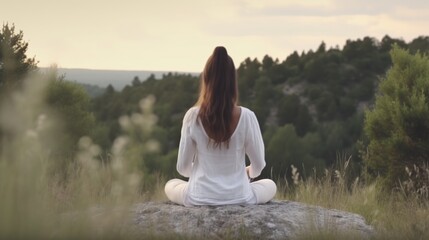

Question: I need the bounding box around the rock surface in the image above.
[132,200,374,239]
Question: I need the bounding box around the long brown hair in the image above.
[196,46,238,148]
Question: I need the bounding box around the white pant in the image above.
[164,178,277,205]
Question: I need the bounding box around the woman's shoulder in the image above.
[238,106,259,128]
[186,106,199,114]
[239,106,256,118]
[183,106,199,123]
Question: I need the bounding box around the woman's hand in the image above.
[246,166,252,181]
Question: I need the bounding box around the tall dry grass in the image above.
[277,154,429,239]
[0,74,158,239]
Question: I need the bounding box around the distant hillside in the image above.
[41,68,198,90]
[73,82,106,98]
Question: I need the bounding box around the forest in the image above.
[87,35,429,185]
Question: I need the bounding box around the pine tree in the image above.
[0,24,37,94]
[364,46,429,188]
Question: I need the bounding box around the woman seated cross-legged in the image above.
[165,46,276,206]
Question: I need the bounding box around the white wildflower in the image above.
[112,136,129,156]
[78,136,92,149]
[139,95,155,112]
[131,113,143,125]
[119,116,131,130]
[145,140,160,152]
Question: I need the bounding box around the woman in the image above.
[164,46,276,206]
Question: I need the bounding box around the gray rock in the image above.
[132,200,374,239]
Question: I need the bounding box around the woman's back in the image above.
[177,106,266,206]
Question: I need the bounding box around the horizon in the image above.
[2,0,429,72]
[41,66,198,74]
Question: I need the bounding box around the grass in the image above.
[0,77,155,239]
[1,77,429,239]
[276,156,429,240]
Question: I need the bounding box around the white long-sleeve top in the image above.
[177,106,266,206]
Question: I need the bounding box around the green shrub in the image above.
[45,78,96,155]
[364,46,429,189]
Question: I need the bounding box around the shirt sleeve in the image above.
[176,108,197,177]
[245,111,266,178]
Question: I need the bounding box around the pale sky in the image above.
[2,0,428,72]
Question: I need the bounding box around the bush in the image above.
[44,77,96,156]
[265,124,324,180]
[364,46,429,189]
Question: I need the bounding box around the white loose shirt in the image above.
[177,106,266,206]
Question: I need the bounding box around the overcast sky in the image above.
[2,0,428,72]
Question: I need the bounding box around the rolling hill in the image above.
[41,68,198,90]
